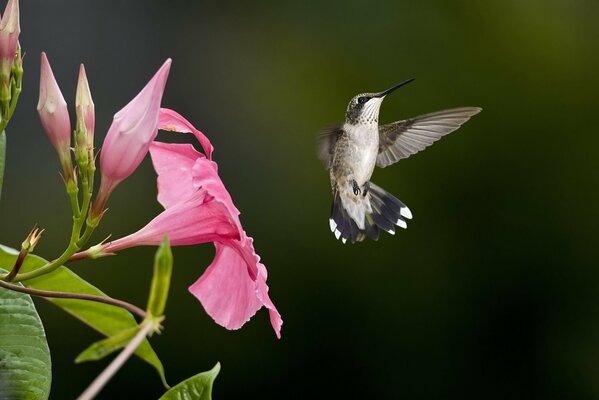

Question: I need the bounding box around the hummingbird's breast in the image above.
[337,123,379,185]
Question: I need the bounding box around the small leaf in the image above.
[0,245,168,387]
[0,269,52,400]
[147,236,173,317]
[75,326,140,363]
[0,130,6,201]
[160,363,220,400]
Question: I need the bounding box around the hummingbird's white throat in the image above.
[359,97,384,125]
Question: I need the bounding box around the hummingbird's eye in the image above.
[357,96,368,104]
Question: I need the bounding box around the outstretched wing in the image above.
[316,124,343,169]
[377,107,482,168]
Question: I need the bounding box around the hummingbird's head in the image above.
[345,78,414,126]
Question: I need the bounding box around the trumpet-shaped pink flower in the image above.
[97,59,171,202]
[102,108,282,338]
[0,0,19,76]
[37,52,71,164]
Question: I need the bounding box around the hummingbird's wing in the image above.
[316,124,343,169]
[376,107,481,168]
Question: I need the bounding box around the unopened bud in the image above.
[37,52,72,177]
[146,236,173,317]
[21,227,44,252]
[0,0,19,76]
[0,0,19,116]
[75,64,94,148]
[99,59,171,193]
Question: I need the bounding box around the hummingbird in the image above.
[317,78,481,243]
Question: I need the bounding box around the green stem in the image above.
[4,247,26,282]
[0,122,100,282]
[68,182,81,219]
[8,241,80,282]
[0,279,147,319]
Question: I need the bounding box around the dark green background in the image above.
[1,0,598,398]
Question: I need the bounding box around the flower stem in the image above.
[0,279,147,319]
[77,321,153,400]
[4,247,26,281]
[1,161,99,282]
[6,241,79,282]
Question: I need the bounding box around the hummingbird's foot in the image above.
[352,180,361,196]
[362,181,370,197]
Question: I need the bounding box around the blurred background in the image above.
[1,0,598,398]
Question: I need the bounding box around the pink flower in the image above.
[75,64,95,147]
[102,108,282,338]
[37,52,71,166]
[95,59,171,208]
[0,0,19,76]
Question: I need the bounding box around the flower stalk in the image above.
[77,320,154,400]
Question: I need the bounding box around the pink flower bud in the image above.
[37,52,71,164]
[75,64,94,146]
[0,0,19,76]
[98,59,171,194]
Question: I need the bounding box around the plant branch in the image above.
[0,279,147,319]
[77,321,153,400]
[4,248,26,281]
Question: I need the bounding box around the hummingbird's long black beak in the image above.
[374,78,415,98]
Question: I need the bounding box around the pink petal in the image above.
[189,240,282,338]
[159,108,214,160]
[149,142,203,209]
[192,157,242,232]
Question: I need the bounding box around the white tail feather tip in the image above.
[396,219,407,229]
[329,218,337,232]
[401,207,413,219]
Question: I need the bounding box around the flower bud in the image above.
[74,64,94,171]
[99,59,171,190]
[22,227,44,252]
[37,52,72,175]
[90,59,171,219]
[0,0,19,111]
[146,236,173,318]
[0,0,19,73]
[75,64,94,146]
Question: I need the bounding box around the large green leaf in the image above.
[0,130,5,201]
[0,245,168,387]
[160,363,220,400]
[0,269,51,400]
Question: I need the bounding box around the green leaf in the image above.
[160,363,220,400]
[0,130,6,201]
[147,236,173,317]
[0,245,168,388]
[0,269,52,400]
[75,326,140,363]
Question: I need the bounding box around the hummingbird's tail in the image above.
[329,182,412,243]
